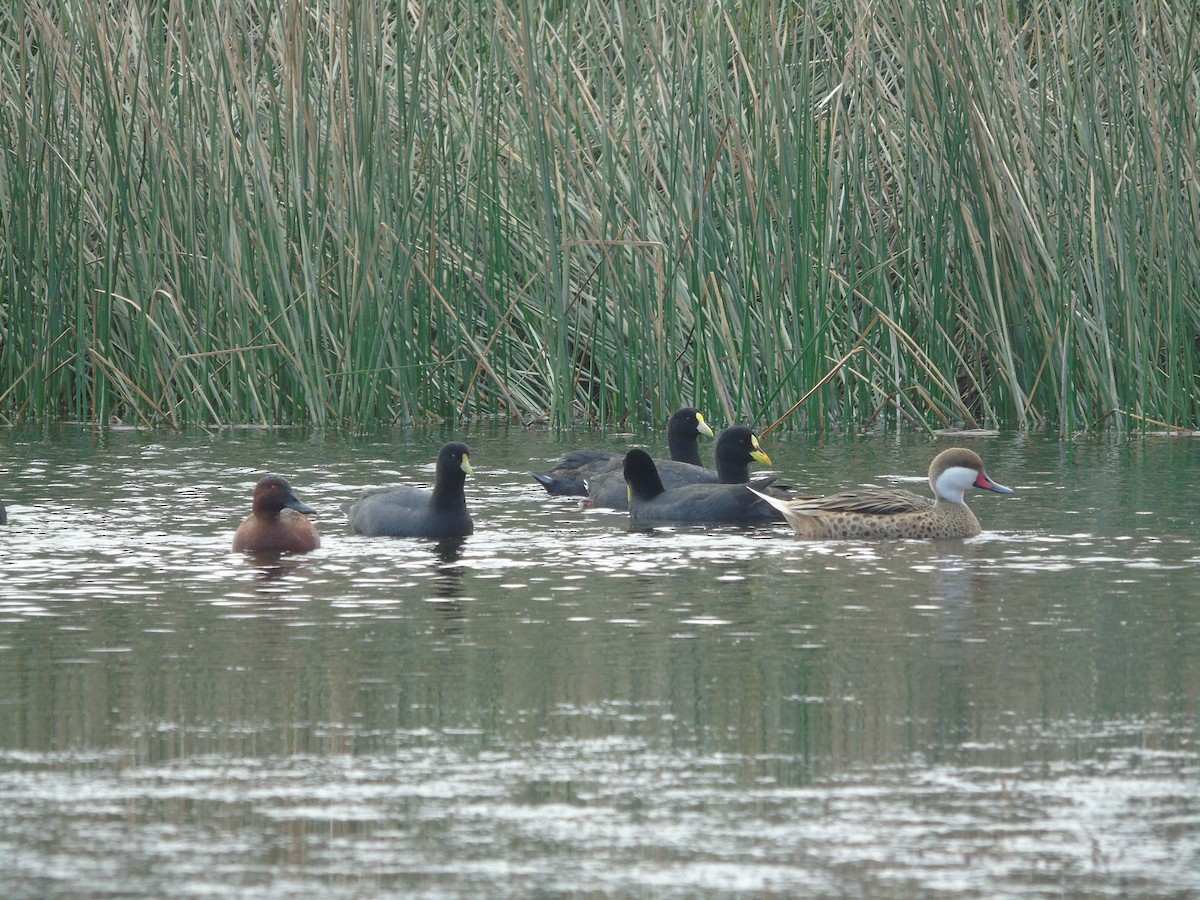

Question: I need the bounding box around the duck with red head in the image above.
[233,475,321,554]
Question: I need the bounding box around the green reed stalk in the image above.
[0,0,1196,431]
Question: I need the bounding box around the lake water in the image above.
[0,424,1196,898]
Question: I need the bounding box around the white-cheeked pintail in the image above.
[749,447,1013,540]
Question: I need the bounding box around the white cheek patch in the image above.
[933,465,978,504]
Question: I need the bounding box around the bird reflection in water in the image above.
[427,537,468,621]
[241,552,311,588]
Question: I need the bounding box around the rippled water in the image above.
[0,425,1197,898]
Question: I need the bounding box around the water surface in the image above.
[0,425,1196,897]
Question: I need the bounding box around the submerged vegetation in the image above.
[0,0,1198,432]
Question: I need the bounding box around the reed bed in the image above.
[1,0,1197,432]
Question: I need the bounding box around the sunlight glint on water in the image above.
[0,426,1196,898]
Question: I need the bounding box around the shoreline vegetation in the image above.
[1,1,1198,433]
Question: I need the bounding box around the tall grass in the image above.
[1,0,1197,431]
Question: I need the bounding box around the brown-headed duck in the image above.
[233,475,320,553]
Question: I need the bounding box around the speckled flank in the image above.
[751,447,1010,541]
[783,500,981,540]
